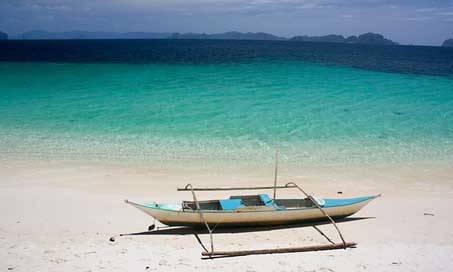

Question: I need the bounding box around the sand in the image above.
[1,159,453,271]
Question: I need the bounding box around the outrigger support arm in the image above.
[184,183,214,254]
[284,181,347,248]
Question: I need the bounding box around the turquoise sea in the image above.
[0,40,452,167]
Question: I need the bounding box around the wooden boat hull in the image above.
[126,196,377,227]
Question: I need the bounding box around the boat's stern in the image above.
[124,199,183,218]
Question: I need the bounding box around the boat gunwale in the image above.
[126,195,379,214]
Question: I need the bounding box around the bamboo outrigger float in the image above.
[124,152,379,258]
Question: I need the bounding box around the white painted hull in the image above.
[126,197,376,227]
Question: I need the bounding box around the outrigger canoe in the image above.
[125,193,378,227]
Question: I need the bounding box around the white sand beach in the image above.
[1,159,453,271]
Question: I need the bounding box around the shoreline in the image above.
[2,158,452,191]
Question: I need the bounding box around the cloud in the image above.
[397,16,433,21]
[3,0,447,15]
[3,0,452,21]
[2,0,329,16]
[416,7,438,12]
[436,11,453,16]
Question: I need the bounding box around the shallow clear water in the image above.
[1,59,452,167]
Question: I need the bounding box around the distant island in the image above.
[169,31,286,41]
[170,31,397,45]
[0,31,8,40]
[291,33,398,45]
[442,39,453,47]
[10,30,399,45]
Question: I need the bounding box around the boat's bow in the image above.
[323,194,380,208]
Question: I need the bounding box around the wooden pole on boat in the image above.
[177,185,297,191]
[273,150,279,200]
[202,242,357,257]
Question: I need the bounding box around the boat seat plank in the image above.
[259,194,274,206]
[219,199,244,210]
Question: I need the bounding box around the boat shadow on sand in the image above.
[122,216,372,236]
[114,217,374,259]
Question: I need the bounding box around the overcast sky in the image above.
[1,0,453,45]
